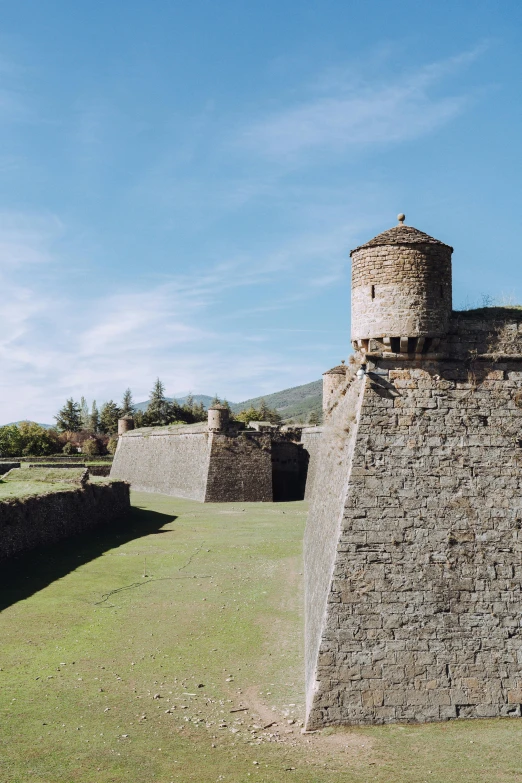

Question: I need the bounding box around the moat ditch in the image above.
[1,493,521,783]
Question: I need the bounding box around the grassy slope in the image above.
[1,494,521,782]
[232,380,323,422]
[0,467,87,500]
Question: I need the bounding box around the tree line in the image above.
[0,379,285,458]
[55,380,209,435]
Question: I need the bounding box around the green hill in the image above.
[7,421,54,430]
[231,379,322,423]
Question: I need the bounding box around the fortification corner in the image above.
[305,216,522,728]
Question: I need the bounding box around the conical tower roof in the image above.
[323,362,347,376]
[350,224,453,256]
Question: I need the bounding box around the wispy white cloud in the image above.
[240,47,485,159]
[0,44,492,424]
[0,216,337,423]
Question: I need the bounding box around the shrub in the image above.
[107,435,119,454]
[82,438,100,456]
[0,422,61,458]
[62,442,76,455]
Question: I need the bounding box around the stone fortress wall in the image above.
[111,417,320,503]
[301,426,325,500]
[0,478,130,560]
[305,216,522,728]
[111,424,212,501]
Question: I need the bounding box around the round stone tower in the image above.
[350,214,453,354]
[322,361,347,414]
[208,404,229,432]
[118,415,135,435]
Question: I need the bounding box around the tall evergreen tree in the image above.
[144,378,169,426]
[100,400,121,434]
[180,392,196,423]
[121,388,135,417]
[210,394,221,406]
[80,396,90,429]
[308,410,321,425]
[258,398,270,421]
[55,399,82,432]
[192,401,207,422]
[166,398,186,424]
[90,400,100,432]
[266,406,282,425]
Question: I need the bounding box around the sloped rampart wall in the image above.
[306,356,522,728]
[304,375,364,716]
[111,427,211,500]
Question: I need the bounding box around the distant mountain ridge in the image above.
[7,421,54,430]
[134,380,323,423]
[231,379,322,422]
[7,381,323,430]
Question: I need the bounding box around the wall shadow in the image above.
[0,506,177,613]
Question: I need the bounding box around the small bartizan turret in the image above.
[322,361,347,414]
[118,415,135,435]
[207,403,229,432]
[350,214,453,355]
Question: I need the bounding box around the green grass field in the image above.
[0,467,87,500]
[1,493,522,782]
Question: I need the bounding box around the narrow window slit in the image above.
[371,285,375,299]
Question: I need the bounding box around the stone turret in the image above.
[322,361,347,414]
[118,416,135,435]
[350,214,453,355]
[208,404,229,432]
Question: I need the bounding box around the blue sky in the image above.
[1,0,522,423]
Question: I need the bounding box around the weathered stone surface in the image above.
[0,462,20,475]
[350,224,452,343]
[0,480,130,559]
[111,424,312,502]
[205,432,272,502]
[305,345,522,727]
[301,427,324,500]
[111,425,211,500]
[306,217,522,728]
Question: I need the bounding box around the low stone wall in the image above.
[0,481,130,560]
[87,465,112,477]
[28,463,86,469]
[0,462,20,475]
[447,308,522,358]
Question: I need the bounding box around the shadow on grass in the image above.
[0,505,177,612]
